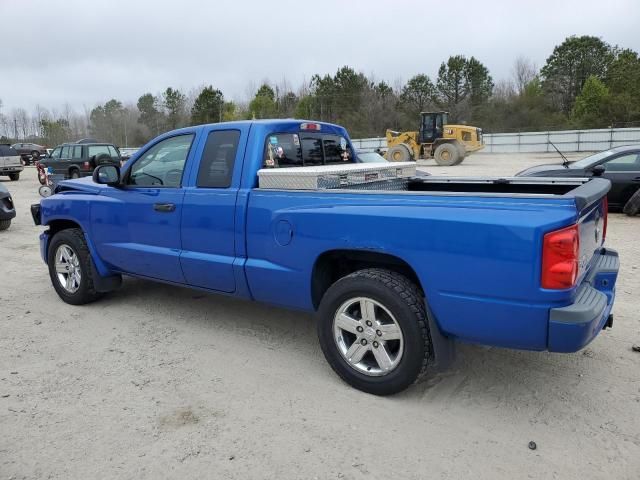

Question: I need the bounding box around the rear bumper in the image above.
[0,165,24,174]
[548,248,619,352]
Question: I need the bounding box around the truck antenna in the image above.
[548,141,570,167]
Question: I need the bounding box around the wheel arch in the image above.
[44,218,110,277]
[434,138,464,149]
[311,249,423,309]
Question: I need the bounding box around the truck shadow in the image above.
[107,276,614,409]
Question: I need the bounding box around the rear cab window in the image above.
[264,132,353,168]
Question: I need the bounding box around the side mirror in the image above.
[591,165,606,177]
[93,164,121,186]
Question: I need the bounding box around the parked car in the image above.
[516,145,640,212]
[356,151,388,163]
[11,142,47,164]
[31,119,618,395]
[38,142,121,179]
[0,182,16,230]
[0,144,24,181]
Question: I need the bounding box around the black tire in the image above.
[0,219,10,231]
[31,150,40,160]
[623,188,640,216]
[387,145,412,162]
[69,169,80,179]
[433,143,459,166]
[47,228,103,305]
[37,168,47,185]
[9,173,20,181]
[454,143,466,165]
[317,268,431,396]
[94,153,112,166]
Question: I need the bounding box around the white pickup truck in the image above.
[0,144,24,181]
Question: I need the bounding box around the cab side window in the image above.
[196,130,240,188]
[50,147,62,159]
[72,146,83,159]
[603,153,640,172]
[128,134,194,187]
[88,145,110,158]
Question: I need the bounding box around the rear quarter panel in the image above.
[245,190,581,350]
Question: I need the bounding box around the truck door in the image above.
[54,145,72,175]
[179,128,244,293]
[91,133,195,284]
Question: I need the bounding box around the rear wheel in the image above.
[433,143,460,166]
[623,188,640,216]
[69,169,80,179]
[386,145,412,162]
[317,268,431,395]
[0,219,11,231]
[37,168,47,185]
[47,228,103,305]
[9,173,19,181]
[454,143,466,165]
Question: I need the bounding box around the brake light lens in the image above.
[602,196,608,242]
[300,122,321,131]
[83,161,91,170]
[541,224,580,289]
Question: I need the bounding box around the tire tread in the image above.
[318,268,432,394]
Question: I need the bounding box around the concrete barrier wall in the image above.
[352,127,640,153]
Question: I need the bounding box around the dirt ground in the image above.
[1,153,639,480]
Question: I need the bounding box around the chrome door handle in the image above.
[153,203,176,212]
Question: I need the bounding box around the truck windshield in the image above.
[264,133,353,168]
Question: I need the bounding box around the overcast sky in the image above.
[1,0,639,113]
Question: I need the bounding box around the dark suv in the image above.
[39,142,122,179]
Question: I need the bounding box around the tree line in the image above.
[1,35,639,147]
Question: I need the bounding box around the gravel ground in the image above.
[1,153,639,480]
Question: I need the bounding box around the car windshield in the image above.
[570,150,616,169]
[357,152,388,163]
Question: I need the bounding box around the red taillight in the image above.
[300,122,321,131]
[541,224,580,289]
[83,161,90,170]
[602,196,608,242]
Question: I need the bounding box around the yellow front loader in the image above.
[385,111,484,166]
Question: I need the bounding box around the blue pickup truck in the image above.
[31,120,619,395]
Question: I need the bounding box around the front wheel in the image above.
[386,145,412,162]
[433,143,460,166]
[47,228,103,305]
[317,268,431,395]
[0,219,11,231]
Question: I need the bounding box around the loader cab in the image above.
[419,111,448,144]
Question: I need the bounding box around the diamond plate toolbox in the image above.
[257,162,416,190]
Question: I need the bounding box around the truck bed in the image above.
[258,162,607,212]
